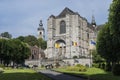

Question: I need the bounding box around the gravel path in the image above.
[38,70,87,80]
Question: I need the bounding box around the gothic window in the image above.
[60,21,66,34]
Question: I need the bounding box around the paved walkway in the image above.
[38,70,87,80]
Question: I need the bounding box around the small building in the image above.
[25,45,45,66]
[28,45,45,60]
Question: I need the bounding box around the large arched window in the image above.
[60,21,66,34]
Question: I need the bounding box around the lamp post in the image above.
[52,36,56,66]
[89,49,93,67]
[69,25,72,59]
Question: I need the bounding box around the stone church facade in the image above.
[46,7,97,59]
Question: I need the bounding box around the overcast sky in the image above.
[0,0,112,39]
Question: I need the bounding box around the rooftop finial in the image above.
[91,10,96,26]
[38,20,44,31]
[92,15,95,23]
[39,20,43,26]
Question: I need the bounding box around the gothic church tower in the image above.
[37,20,45,39]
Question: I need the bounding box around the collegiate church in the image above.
[45,7,97,59]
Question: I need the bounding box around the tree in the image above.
[0,39,13,66]
[10,39,31,67]
[0,39,6,64]
[0,38,31,67]
[92,49,104,63]
[96,23,113,71]
[16,36,47,49]
[108,0,120,63]
[24,35,38,46]
[108,0,120,74]
[16,36,25,42]
[2,40,13,66]
[37,38,47,49]
[1,32,12,39]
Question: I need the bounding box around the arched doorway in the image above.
[55,39,66,59]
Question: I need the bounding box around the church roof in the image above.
[48,7,88,21]
[48,7,93,27]
[56,7,77,18]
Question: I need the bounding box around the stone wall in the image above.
[25,58,92,67]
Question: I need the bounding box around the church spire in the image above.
[91,14,96,27]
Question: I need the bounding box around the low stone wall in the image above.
[25,60,42,67]
[63,58,92,67]
[25,58,92,67]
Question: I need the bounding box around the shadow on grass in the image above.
[50,70,120,80]
[89,73,120,80]
[0,72,51,80]
[63,72,120,80]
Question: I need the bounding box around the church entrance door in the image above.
[55,39,66,59]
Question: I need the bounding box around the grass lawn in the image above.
[54,67,120,80]
[0,68,51,80]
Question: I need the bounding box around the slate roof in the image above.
[48,7,100,30]
[49,7,88,21]
[56,7,77,18]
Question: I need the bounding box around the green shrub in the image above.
[0,64,4,68]
[66,66,79,71]
[75,64,82,67]
[101,63,105,69]
[66,64,87,72]
[0,68,3,73]
[4,67,12,70]
[98,63,102,68]
[85,64,89,67]
[92,63,99,68]
[105,63,112,71]
[18,67,24,69]
[112,64,120,76]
